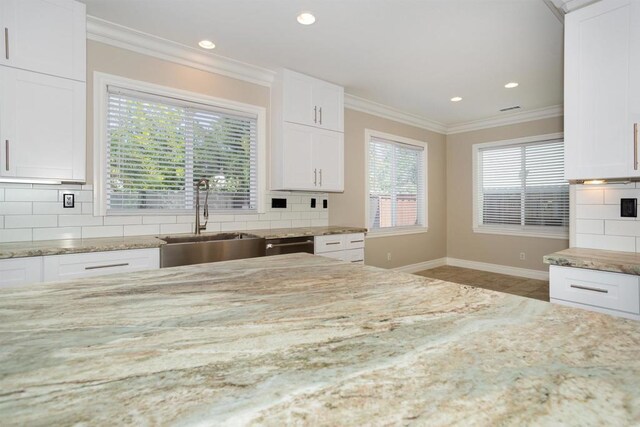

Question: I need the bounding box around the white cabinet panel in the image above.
[0,257,42,287]
[314,233,365,265]
[315,234,345,253]
[283,71,315,127]
[281,123,315,190]
[565,0,640,180]
[313,82,343,131]
[43,249,160,282]
[0,0,86,81]
[313,129,344,192]
[0,67,86,181]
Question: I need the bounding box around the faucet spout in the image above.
[194,178,210,235]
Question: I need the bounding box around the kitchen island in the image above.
[1,254,639,425]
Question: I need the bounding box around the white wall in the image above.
[573,182,640,252]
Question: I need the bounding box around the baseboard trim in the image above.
[392,257,447,274]
[390,257,549,280]
[446,258,549,281]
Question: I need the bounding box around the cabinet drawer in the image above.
[343,248,365,264]
[315,235,345,253]
[344,233,365,249]
[43,248,159,282]
[550,265,640,314]
[0,257,42,287]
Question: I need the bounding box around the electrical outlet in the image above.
[387,252,392,261]
[63,193,75,208]
[519,252,526,260]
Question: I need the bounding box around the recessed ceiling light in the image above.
[451,96,462,102]
[505,82,519,89]
[198,40,216,50]
[297,12,316,25]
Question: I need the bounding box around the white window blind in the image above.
[106,86,258,213]
[368,136,425,230]
[476,139,568,234]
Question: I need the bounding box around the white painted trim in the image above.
[392,257,447,273]
[447,105,564,135]
[86,16,275,87]
[345,94,448,134]
[472,226,569,240]
[366,227,429,239]
[446,257,549,280]
[364,129,429,232]
[92,72,267,216]
[550,0,601,13]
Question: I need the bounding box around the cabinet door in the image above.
[281,123,316,190]
[313,83,344,132]
[0,0,86,81]
[0,67,86,181]
[313,129,344,192]
[0,257,42,288]
[283,71,315,127]
[565,0,639,180]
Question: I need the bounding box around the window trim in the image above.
[93,72,267,216]
[471,132,568,239]
[364,129,428,237]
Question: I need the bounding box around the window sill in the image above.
[472,226,568,240]
[366,227,429,239]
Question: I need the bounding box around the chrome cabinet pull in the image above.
[314,106,317,123]
[4,28,8,60]
[570,284,608,294]
[350,240,364,243]
[314,168,317,186]
[319,169,322,186]
[351,259,364,263]
[319,107,322,124]
[326,241,341,245]
[85,262,129,270]
[635,123,638,170]
[4,140,8,171]
[266,240,313,249]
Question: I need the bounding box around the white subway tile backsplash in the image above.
[604,188,640,205]
[33,227,81,241]
[0,185,330,243]
[5,215,57,229]
[575,219,604,235]
[605,220,640,237]
[575,234,636,252]
[576,189,604,205]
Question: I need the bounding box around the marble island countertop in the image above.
[0,226,366,259]
[544,247,640,275]
[1,253,640,425]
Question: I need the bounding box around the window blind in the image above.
[106,86,258,212]
[368,136,425,230]
[476,139,568,232]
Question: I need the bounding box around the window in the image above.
[95,74,265,215]
[473,135,568,238]
[366,130,427,233]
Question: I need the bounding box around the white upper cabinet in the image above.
[0,0,86,82]
[282,69,344,132]
[564,0,640,180]
[0,67,86,181]
[271,69,345,192]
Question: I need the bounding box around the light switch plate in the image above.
[63,193,75,208]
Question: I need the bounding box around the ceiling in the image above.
[79,0,564,127]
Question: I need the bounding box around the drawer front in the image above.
[343,248,365,264]
[0,257,42,287]
[319,251,344,261]
[550,265,640,314]
[315,235,345,253]
[43,248,160,282]
[344,233,365,250]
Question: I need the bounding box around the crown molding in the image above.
[548,0,599,13]
[344,94,448,134]
[446,104,564,135]
[86,15,275,87]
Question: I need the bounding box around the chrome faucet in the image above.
[194,178,210,234]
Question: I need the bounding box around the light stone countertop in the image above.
[0,226,367,259]
[1,253,639,425]
[544,247,640,275]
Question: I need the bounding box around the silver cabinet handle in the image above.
[4,28,8,60]
[351,259,364,263]
[634,123,638,170]
[350,240,364,243]
[314,106,317,123]
[85,263,129,270]
[314,168,317,186]
[4,140,8,171]
[570,284,608,294]
[319,169,322,186]
[326,241,341,245]
[266,240,313,249]
[319,107,322,125]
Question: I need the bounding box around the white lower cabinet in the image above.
[550,265,640,320]
[43,248,159,282]
[0,257,43,288]
[315,233,365,265]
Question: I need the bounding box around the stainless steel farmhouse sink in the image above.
[159,233,266,268]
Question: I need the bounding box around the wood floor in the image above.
[415,265,549,302]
